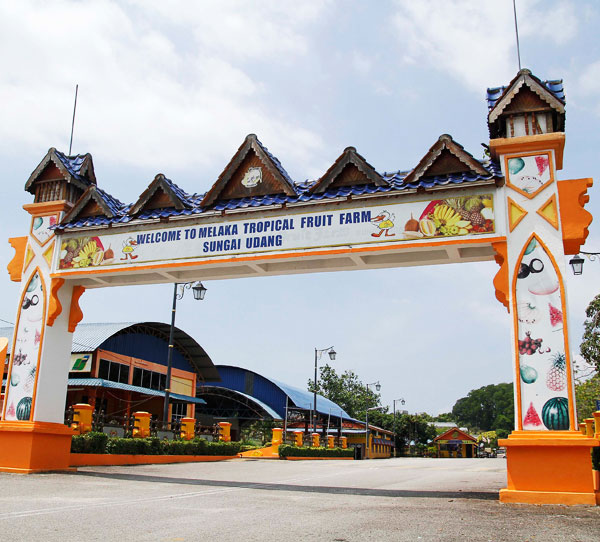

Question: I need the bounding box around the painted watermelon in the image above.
[541,397,569,430]
[16,396,32,421]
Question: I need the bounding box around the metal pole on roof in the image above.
[512,0,522,71]
[68,84,78,156]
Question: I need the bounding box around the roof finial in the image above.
[513,0,522,71]
[68,84,79,156]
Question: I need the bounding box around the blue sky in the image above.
[1,0,599,415]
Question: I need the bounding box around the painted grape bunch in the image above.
[518,332,547,355]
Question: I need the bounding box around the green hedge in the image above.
[71,434,241,456]
[71,432,109,454]
[278,445,354,458]
[592,447,600,471]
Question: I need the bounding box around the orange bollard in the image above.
[272,428,283,446]
[218,422,231,442]
[294,431,303,446]
[71,403,93,435]
[327,435,334,448]
[585,418,595,438]
[312,433,320,447]
[341,436,347,449]
[132,411,151,438]
[180,417,195,440]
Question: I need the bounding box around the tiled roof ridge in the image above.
[161,175,194,206]
[253,135,294,186]
[486,69,565,111]
[55,146,502,230]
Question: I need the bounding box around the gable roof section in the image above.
[310,146,387,194]
[487,69,565,124]
[60,184,124,224]
[433,427,476,442]
[201,134,296,207]
[402,134,493,187]
[129,174,193,216]
[25,147,96,194]
[54,135,503,229]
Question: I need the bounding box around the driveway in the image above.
[0,457,597,541]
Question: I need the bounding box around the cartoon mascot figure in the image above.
[121,237,138,260]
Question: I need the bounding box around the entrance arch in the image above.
[1,69,597,504]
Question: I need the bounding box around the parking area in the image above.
[0,457,598,541]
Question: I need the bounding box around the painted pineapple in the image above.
[25,366,36,393]
[546,352,566,392]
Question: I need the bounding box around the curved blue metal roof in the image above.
[270,378,351,419]
[212,365,352,420]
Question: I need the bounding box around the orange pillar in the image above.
[132,411,151,438]
[180,417,195,440]
[219,422,231,442]
[71,403,93,435]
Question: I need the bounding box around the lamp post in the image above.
[162,281,207,425]
[393,398,405,458]
[364,381,381,459]
[313,346,336,434]
[569,252,600,275]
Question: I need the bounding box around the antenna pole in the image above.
[512,0,522,71]
[68,84,79,155]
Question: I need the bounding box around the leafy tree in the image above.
[575,373,600,421]
[240,419,276,445]
[394,413,437,447]
[308,364,382,419]
[581,294,600,373]
[433,412,455,422]
[451,383,514,434]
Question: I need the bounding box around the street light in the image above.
[569,252,600,275]
[393,398,405,458]
[313,346,336,434]
[364,381,381,459]
[162,281,207,424]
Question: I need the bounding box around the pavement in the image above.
[0,457,598,541]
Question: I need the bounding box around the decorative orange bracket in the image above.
[7,237,27,282]
[47,278,65,327]
[68,285,85,333]
[492,241,509,312]
[558,178,593,255]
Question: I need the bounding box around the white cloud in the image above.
[391,0,578,93]
[0,0,327,183]
[572,60,600,116]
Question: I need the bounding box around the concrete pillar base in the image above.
[0,421,73,473]
[499,431,600,506]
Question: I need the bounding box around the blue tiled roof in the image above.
[163,177,195,207]
[59,159,500,229]
[54,150,91,183]
[486,79,565,110]
[97,186,126,216]
[254,136,294,186]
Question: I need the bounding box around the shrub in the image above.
[592,447,600,471]
[71,432,108,454]
[106,437,156,455]
[72,434,242,456]
[278,445,354,458]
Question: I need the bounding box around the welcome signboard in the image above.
[54,192,497,273]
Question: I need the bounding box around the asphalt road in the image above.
[0,457,598,541]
